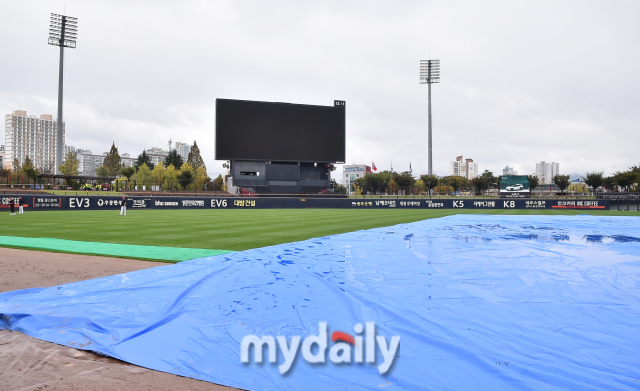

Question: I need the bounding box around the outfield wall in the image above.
[0,195,612,211]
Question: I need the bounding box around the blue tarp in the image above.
[1,215,640,390]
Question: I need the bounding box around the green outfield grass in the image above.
[1,209,637,253]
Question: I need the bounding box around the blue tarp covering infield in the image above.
[1,215,640,390]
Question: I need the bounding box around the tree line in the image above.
[345,166,640,196]
[54,140,224,191]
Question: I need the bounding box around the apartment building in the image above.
[535,161,560,184]
[174,142,191,160]
[450,156,478,180]
[502,166,517,176]
[4,110,64,172]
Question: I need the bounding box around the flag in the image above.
[409,162,412,174]
[20,176,23,183]
[372,162,377,171]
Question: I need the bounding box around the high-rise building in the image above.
[450,156,478,180]
[535,161,560,184]
[143,147,169,167]
[4,110,64,173]
[503,166,517,176]
[64,145,76,156]
[0,144,5,169]
[174,142,191,160]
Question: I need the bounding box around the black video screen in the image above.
[215,99,345,163]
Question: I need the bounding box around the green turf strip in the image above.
[0,235,232,262]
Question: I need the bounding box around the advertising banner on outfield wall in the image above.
[499,175,531,198]
[0,195,610,211]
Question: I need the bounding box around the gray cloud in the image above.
[1,0,638,179]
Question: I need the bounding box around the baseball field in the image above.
[2,209,639,391]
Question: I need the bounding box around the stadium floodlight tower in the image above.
[419,59,440,176]
[48,13,78,174]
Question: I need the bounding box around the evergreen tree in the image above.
[135,150,155,170]
[103,142,122,176]
[177,163,195,189]
[164,149,183,170]
[120,166,136,190]
[186,141,206,171]
[22,156,40,186]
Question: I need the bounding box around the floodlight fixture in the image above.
[419,59,440,176]
[48,13,78,174]
[48,13,78,48]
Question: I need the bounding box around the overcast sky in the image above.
[2,1,639,180]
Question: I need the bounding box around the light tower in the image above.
[48,13,78,174]
[419,59,440,176]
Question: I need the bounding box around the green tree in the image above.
[420,175,438,196]
[471,176,488,195]
[12,158,21,174]
[137,163,152,189]
[553,174,571,194]
[22,156,40,186]
[353,176,366,194]
[527,174,540,196]
[120,166,136,190]
[434,185,454,195]
[362,172,389,194]
[103,143,122,176]
[393,171,415,191]
[584,171,604,196]
[186,141,206,171]
[603,175,616,192]
[440,175,469,192]
[480,170,498,192]
[163,164,178,190]
[164,150,183,170]
[334,184,347,194]
[135,150,155,170]
[177,163,195,190]
[614,171,636,192]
